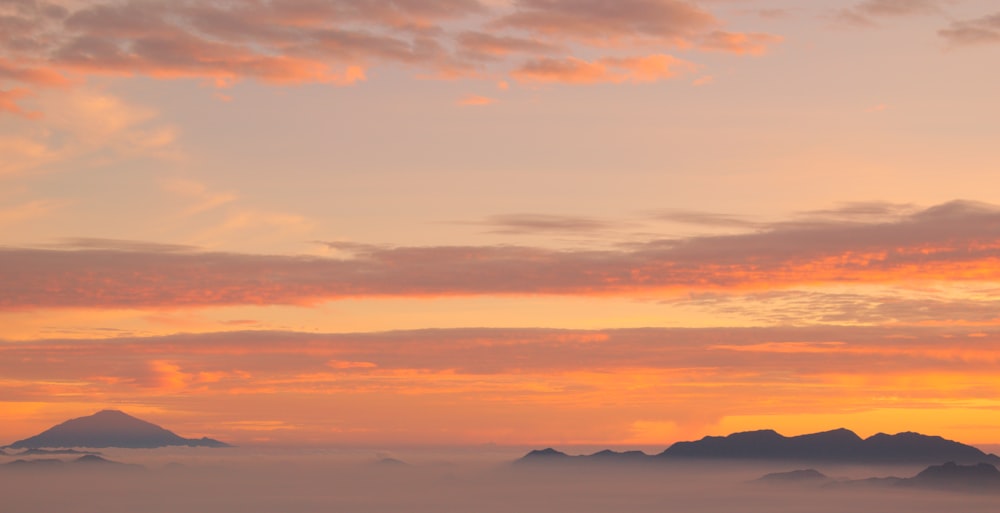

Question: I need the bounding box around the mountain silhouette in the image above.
[5,410,230,449]
[515,448,576,465]
[517,428,999,465]
[659,428,999,464]
[754,468,829,484]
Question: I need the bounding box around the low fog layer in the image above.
[3,448,1000,513]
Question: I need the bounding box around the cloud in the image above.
[4,325,1000,441]
[495,0,717,45]
[0,0,782,112]
[0,88,178,175]
[673,288,1000,326]
[495,0,781,54]
[0,86,39,117]
[939,12,1000,46]
[480,213,619,234]
[457,94,497,106]
[699,31,783,55]
[2,201,1000,310]
[456,31,561,59]
[836,0,945,26]
[0,198,64,226]
[1,0,474,94]
[650,209,759,228]
[512,54,695,84]
[0,59,70,86]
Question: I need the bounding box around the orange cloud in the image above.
[0,88,39,117]
[457,94,497,106]
[512,54,694,84]
[4,326,1000,445]
[699,31,783,55]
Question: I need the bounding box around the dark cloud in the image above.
[939,12,1000,46]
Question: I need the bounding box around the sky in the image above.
[2,0,1000,448]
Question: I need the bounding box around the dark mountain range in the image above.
[518,428,999,465]
[516,448,639,465]
[5,410,230,449]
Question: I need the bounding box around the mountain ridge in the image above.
[518,428,1000,465]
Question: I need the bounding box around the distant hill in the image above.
[754,468,830,484]
[517,428,999,465]
[516,448,646,465]
[5,410,230,449]
[760,462,1000,493]
[2,454,144,472]
[901,461,1000,492]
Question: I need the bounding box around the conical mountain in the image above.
[6,410,229,449]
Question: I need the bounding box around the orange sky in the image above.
[2,0,1000,448]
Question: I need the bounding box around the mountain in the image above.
[516,428,999,465]
[5,410,230,449]
[657,428,999,464]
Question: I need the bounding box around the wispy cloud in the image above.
[480,213,619,234]
[0,88,177,175]
[836,0,945,27]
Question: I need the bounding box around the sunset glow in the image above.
[2,0,1000,450]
